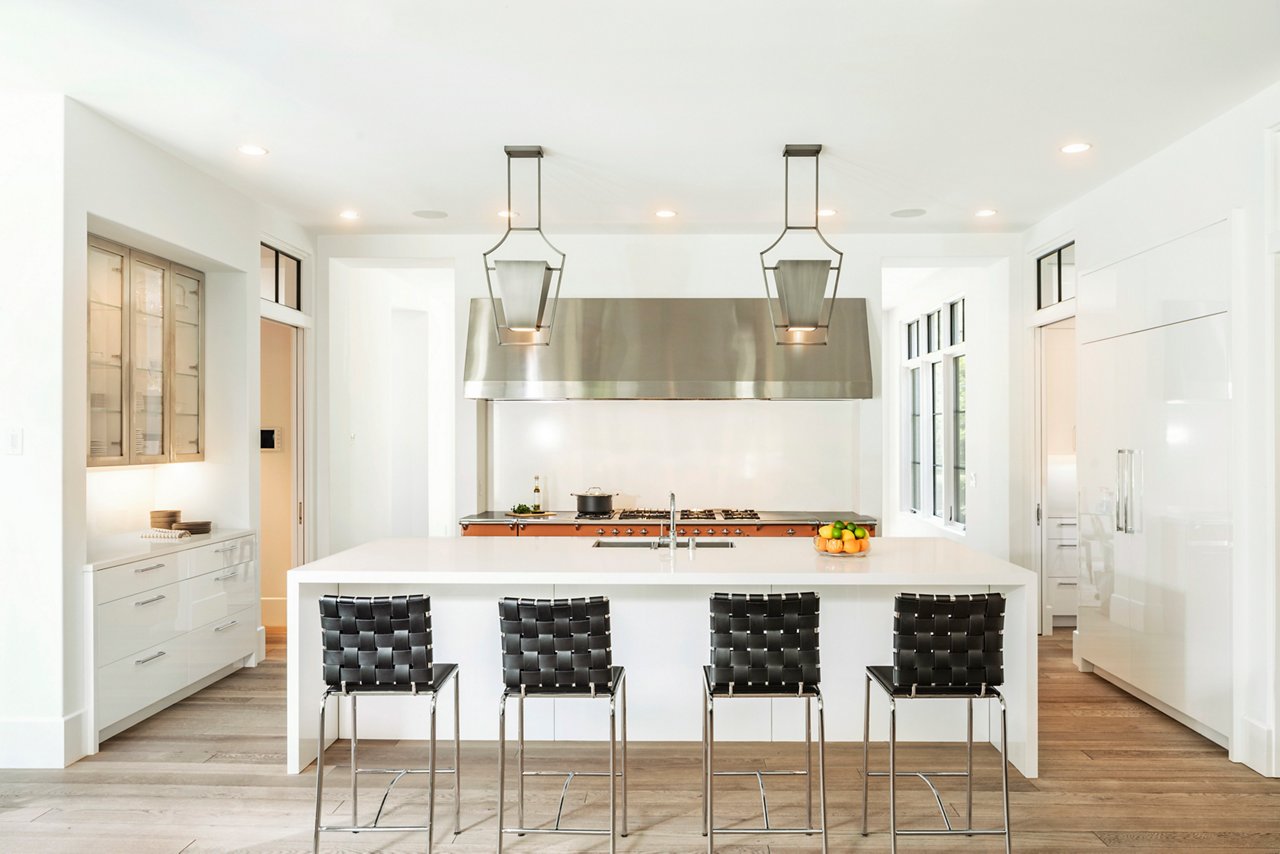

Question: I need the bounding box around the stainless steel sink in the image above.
[592,539,734,549]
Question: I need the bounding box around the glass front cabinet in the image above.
[87,236,205,466]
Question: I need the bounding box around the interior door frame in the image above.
[1033,312,1076,636]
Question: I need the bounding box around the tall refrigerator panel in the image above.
[1076,311,1232,739]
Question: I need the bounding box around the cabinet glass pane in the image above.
[131,260,166,457]
[173,270,202,456]
[1059,243,1077,301]
[260,244,277,301]
[88,244,125,460]
[280,253,300,309]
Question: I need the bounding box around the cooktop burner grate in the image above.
[576,512,615,521]
[680,509,716,521]
[717,509,761,520]
[618,509,671,520]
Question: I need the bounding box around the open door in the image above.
[260,317,303,639]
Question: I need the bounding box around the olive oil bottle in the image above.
[532,475,542,513]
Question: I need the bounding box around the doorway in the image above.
[1037,317,1077,634]
[259,317,303,636]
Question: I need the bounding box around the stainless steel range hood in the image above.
[463,297,872,400]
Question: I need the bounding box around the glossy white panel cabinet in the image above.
[1077,312,1231,739]
[1077,220,1229,345]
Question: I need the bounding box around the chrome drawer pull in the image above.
[213,544,238,554]
[214,619,239,632]
[1055,521,1077,526]
[214,570,238,581]
[134,594,166,607]
[1057,581,1079,587]
[133,562,165,574]
[135,650,167,665]
[1056,543,1077,549]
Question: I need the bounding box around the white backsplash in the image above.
[492,400,859,511]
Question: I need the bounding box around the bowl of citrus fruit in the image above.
[814,521,871,557]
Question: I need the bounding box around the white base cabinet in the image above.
[85,531,258,749]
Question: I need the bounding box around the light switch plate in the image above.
[3,426,22,455]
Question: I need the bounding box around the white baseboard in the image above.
[0,708,87,768]
[1233,716,1276,777]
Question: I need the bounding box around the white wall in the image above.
[880,261,1014,559]
[326,263,455,552]
[0,96,313,767]
[1014,78,1280,776]
[317,231,1018,540]
[0,93,71,768]
[492,400,858,511]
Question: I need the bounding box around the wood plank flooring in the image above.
[1,633,1277,852]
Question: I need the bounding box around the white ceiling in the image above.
[3,0,1279,235]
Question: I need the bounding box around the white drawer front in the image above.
[96,635,189,728]
[187,562,258,629]
[94,556,181,605]
[188,607,256,683]
[96,582,185,665]
[184,536,256,579]
[1046,540,1079,578]
[1047,577,1079,618]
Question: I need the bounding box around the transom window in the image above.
[260,243,302,310]
[1037,242,1076,309]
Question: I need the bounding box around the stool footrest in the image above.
[355,767,456,775]
[895,828,1010,837]
[501,826,612,836]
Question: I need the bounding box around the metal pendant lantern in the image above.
[760,144,843,344]
[483,146,566,345]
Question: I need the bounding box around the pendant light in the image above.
[760,144,843,345]
[483,146,566,345]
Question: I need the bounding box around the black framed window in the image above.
[952,355,966,525]
[260,243,302,311]
[909,367,921,512]
[926,310,941,353]
[949,298,965,345]
[1037,241,1075,309]
[906,320,919,359]
[931,361,944,517]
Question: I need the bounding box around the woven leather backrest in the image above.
[708,592,820,690]
[499,597,613,691]
[319,594,433,688]
[892,593,1005,689]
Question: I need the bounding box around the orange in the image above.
[824,537,844,554]
[813,536,825,552]
[844,538,861,553]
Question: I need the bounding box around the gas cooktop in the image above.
[593,509,764,522]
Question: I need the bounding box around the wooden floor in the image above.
[2,633,1277,852]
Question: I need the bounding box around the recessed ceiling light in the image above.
[498,210,519,218]
[817,209,837,217]
[339,210,360,221]
[412,210,449,219]
[974,209,998,218]
[1060,142,1092,154]
[655,209,677,218]
[890,208,927,218]
[236,143,269,157]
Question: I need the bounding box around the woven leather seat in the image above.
[703,592,828,851]
[495,595,628,850]
[862,592,1010,853]
[313,594,461,853]
[499,596,617,695]
[705,591,820,695]
[320,594,442,691]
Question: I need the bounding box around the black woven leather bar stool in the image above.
[703,592,827,854]
[496,596,627,853]
[312,594,460,854]
[861,592,1011,853]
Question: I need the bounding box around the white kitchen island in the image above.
[287,536,1038,777]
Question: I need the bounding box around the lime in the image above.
[853,526,868,539]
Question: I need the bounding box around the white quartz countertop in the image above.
[86,528,256,571]
[290,536,1034,588]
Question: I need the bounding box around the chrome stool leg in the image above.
[966,696,974,834]
[861,673,870,837]
[816,689,829,854]
[1001,696,1012,854]
[889,696,898,854]
[805,695,813,831]
[427,691,437,854]
[496,695,507,854]
[621,672,629,837]
[313,691,330,854]
[453,671,461,836]
[609,690,618,854]
[706,693,714,854]
[701,688,708,837]
[350,694,358,828]
[516,692,525,835]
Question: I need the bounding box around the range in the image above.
[459,508,876,538]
